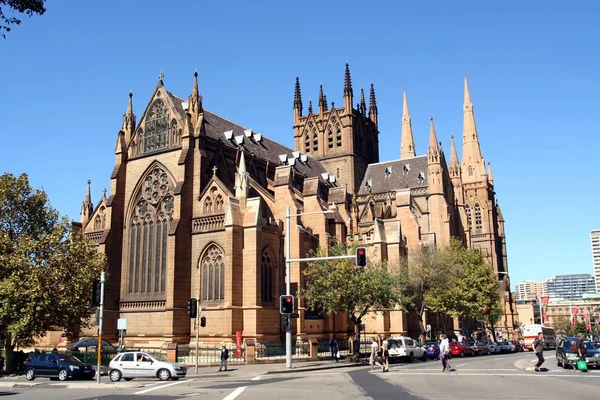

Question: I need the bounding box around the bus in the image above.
[521,324,556,351]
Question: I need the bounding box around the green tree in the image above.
[553,316,576,336]
[401,244,454,344]
[0,0,46,38]
[0,173,107,373]
[426,239,503,340]
[300,240,405,357]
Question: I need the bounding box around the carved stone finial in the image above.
[102,188,107,198]
[158,72,164,81]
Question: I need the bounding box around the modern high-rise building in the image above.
[544,274,596,301]
[515,280,543,301]
[591,230,600,292]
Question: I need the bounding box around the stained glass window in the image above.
[261,249,275,303]
[128,166,174,294]
[143,100,169,153]
[202,245,225,302]
[474,203,482,233]
[465,204,472,230]
[336,128,342,147]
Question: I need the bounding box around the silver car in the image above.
[108,351,186,381]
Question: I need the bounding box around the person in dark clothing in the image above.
[575,333,588,372]
[533,332,545,372]
[329,337,339,363]
[218,344,229,372]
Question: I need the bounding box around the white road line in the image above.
[223,386,248,400]
[454,364,466,367]
[251,375,262,381]
[490,357,503,360]
[388,372,600,378]
[134,379,193,395]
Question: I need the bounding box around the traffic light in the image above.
[188,298,197,318]
[200,316,206,327]
[92,280,101,307]
[356,247,367,267]
[280,295,294,314]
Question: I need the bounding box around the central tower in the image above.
[293,64,379,195]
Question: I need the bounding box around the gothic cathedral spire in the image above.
[294,76,303,125]
[80,180,93,228]
[461,77,485,182]
[449,135,461,180]
[360,88,367,115]
[343,63,353,113]
[400,89,416,159]
[369,83,378,126]
[122,91,136,144]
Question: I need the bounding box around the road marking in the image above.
[454,364,466,367]
[134,379,193,395]
[223,386,248,400]
[388,372,600,378]
[251,375,262,381]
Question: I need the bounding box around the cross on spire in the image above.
[212,165,218,176]
[158,72,164,82]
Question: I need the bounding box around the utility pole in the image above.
[96,271,105,384]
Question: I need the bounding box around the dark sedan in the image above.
[26,353,96,381]
[556,337,600,369]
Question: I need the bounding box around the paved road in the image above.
[2,351,600,399]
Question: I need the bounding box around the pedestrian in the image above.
[369,337,379,373]
[439,334,451,372]
[330,336,339,363]
[381,340,389,372]
[218,344,229,372]
[533,332,545,372]
[575,333,588,372]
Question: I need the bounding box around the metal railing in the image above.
[255,341,310,359]
[317,339,350,357]
[177,347,245,365]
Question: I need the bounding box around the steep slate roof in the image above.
[358,156,428,196]
[168,92,330,182]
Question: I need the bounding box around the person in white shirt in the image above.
[439,334,451,372]
[369,337,379,373]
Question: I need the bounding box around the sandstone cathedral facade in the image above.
[77,65,516,349]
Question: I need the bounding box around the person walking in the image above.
[369,337,379,373]
[439,334,451,372]
[218,344,229,372]
[330,336,339,363]
[575,333,588,372]
[533,332,545,372]
[381,340,389,372]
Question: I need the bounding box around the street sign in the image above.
[117,318,127,330]
[426,324,431,332]
[290,313,300,318]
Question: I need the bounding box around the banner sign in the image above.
[236,331,242,357]
[540,296,550,305]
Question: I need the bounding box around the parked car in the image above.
[556,337,600,369]
[108,351,186,381]
[498,341,515,353]
[423,341,440,360]
[449,341,475,357]
[486,342,500,354]
[468,340,490,355]
[386,337,427,362]
[25,353,96,381]
[510,340,524,352]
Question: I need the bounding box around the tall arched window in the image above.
[312,130,318,152]
[169,119,179,146]
[202,245,225,302]
[304,133,311,153]
[261,248,275,303]
[143,99,169,153]
[465,204,472,230]
[474,203,482,233]
[328,129,334,149]
[128,165,174,294]
[336,128,342,147]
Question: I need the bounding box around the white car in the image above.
[108,351,186,381]
[386,337,426,362]
[486,342,500,354]
[498,341,515,353]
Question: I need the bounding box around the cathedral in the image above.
[77,65,516,349]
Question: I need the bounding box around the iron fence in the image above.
[177,347,245,365]
[255,341,310,359]
[317,339,350,357]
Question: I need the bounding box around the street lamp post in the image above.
[284,206,335,369]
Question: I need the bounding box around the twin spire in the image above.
[400,89,416,159]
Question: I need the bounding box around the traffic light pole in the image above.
[285,207,292,369]
[96,271,105,384]
[195,305,200,374]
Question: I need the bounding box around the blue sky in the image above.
[1,0,599,290]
